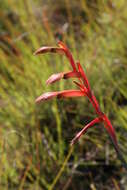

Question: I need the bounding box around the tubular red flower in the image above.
[57,90,85,98]
[35,92,59,103]
[35,90,85,103]
[46,71,80,85]
[34,46,64,55]
[34,42,77,71]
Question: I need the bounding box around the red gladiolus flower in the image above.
[35,90,85,103]
[34,41,119,153]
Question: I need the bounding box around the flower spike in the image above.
[35,41,120,160]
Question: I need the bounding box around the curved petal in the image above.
[35,92,59,103]
[46,73,64,85]
[46,71,81,85]
[34,47,64,55]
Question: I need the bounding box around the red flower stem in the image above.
[78,74,127,170]
[77,69,102,115]
[58,41,77,71]
[88,94,102,115]
[77,62,91,92]
[65,51,77,71]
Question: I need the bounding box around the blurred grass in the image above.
[0,0,127,189]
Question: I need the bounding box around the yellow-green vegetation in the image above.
[0,0,127,189]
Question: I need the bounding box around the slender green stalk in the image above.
[49,146,74,190]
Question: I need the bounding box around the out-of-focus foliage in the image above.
[0,0,127,189]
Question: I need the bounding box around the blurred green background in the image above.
[0,0,127,189]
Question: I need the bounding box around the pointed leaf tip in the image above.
[71,117,101,145]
